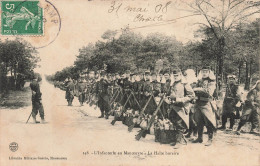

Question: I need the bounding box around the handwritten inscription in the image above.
[108,1,172,22]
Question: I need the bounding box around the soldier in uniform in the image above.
[192,66,217,146]
[76,75,87,106]
[65,77,75,106]
[30,74,45,123]
[236,80,260,134]
[166,69,195,149]
[142,70,155,115]
[96,71,111,119]
[151,71,161,98]
[218,75,244,130]
[161,69,172,117]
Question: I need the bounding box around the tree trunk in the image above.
[245,61,250,90]
[238,61,242,84]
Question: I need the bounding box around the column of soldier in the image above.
[60,66,260,149]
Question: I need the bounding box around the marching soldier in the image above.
[30,74,45,124]
[218,75,244,130]
[192,66,217,146]
[96,71,111,119]
[65,77,75,106]
[236,80,260,135]
[166,69,195,149]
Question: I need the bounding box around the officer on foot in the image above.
[167,68,195,149]
[96,70,110,119]
[192,66,217,146]
[30,74,45,124]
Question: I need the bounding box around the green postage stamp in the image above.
[1,0,43,35]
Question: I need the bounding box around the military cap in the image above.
[201,65,211,71]
[100,70,106,76]
[159,70,164,75]
[172,68,182,75]
[144,70,150,75]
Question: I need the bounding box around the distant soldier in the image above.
[151,71,161,98]
[96,71,110,119]
[30,74,45,123]
[85,71,95,104]
[218,75,244,130]
[193,66,216,146]
[236,80,260,135]
[76,76,87,106]
[65,77,75,106]
[166,69,195,149]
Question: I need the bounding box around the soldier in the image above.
[142,70,155,115]
[76,75,87,106]
[183,69,198,139]
[166,69,195,149]
[218,75,244,130]
[65,77,75,106]
[96,71,110,119]
[151,71,161,98]
[30,74,45,123]
[192,66,217,146]
[236,80,260,135]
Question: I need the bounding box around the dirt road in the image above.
[0,78,259,166]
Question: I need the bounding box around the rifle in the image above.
[26,112,32,124]
[109,87,122,107]
[111,91,133,125]
[135,95,165,141]
[128,94,153,132]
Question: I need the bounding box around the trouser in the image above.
[32,101,44,119]
[237,109,259,131]
[98,96,110,115]
[196,110,214,141]
[169,109,187,143]
[78,93,85,103]
[221,112,236,128]
[188,112,197,136]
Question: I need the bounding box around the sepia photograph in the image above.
[0,0,259,165]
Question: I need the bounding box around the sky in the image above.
[0,0,259,75]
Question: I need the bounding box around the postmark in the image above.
[1,0,43,35]
[0,0,61,48]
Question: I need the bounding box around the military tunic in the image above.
[193,77,216,141]
[30,80,44,119]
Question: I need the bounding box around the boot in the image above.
[218,126,226,130]
[193,126,203,143]
[205,133,213,146]
[173,131,186,149]
[32,116,40,124]
[98,112,104,118]
[236,123,243,135]
[250,128,259,134]
[105,112,109,119]
[41,118,46,124]
[185,131,192,138]
[192,137,203,143]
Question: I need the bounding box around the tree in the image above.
[181,0,260,88]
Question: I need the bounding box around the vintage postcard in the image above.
[0,0,259,166]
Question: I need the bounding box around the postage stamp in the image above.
[1,0,43,35]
